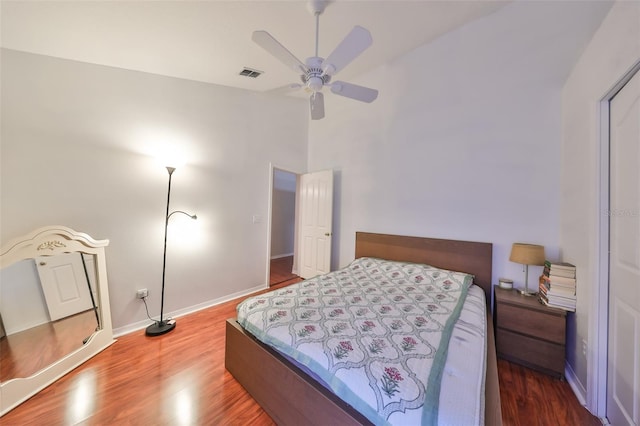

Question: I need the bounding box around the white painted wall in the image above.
[561,0,640,404]
[308,1,610,290]
[0,49,308,332]
[0,259,49,334]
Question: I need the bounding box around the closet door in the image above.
[607,69,640,426]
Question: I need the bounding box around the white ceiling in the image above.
[1,0,511,92]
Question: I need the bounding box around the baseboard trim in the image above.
[270,253,294,260]
[565,361,588,407]
[113,283,266,337]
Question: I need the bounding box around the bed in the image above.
[225,232,501,425]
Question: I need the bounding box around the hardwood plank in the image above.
[269,255,297,286]
[2,277,600,425]
[0,279,300,425]
[0,310,97,382]
[498,359,601,426]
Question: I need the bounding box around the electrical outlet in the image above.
[582,339,587,357]
[136,288,148,299]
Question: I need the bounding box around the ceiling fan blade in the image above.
[252,31,307,73]
[330,81,378,103]
[310,92,325,120]
[321,26,372,76]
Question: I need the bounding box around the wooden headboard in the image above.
[355,232,493,299]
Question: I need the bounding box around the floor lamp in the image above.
[146,166,197,336]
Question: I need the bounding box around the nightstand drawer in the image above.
[496,302,565,344]
[496,328,565,376]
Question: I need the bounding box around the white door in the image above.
[607,69,640,426]
[36,252,94,321]
[298,169,333,279]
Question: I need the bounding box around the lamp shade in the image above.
[509,243,545,266]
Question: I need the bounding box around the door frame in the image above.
[265,163,301,286]
[592,60,640,417]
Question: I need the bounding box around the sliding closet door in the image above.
[607,69,640,426]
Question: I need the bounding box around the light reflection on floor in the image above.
[164,368,200,425]
[65,368,97,424]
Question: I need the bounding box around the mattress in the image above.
[434,284,486,425]
[237,257,487,425]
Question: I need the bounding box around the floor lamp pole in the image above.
[146,166,177,336]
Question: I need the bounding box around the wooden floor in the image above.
[269,255,297,286]
[0,310,98,382]
[2,278,602,425]
[497,359,601,426]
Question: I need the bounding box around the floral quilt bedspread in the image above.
[236,257,473,425]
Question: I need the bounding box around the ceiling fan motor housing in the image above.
[302,56,331,91]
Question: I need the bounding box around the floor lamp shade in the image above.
[509,243,545,296]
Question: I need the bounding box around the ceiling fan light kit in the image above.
[252,0,378,120]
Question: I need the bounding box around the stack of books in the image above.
[539,260,576,312]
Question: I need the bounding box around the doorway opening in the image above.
[269,168,299,286]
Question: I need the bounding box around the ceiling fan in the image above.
[252,0,378,120]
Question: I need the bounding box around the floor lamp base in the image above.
[145,320,176,336]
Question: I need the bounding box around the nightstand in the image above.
[494,287,567,378]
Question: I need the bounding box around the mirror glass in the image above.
[0,253,101,382]
[0,226,114,416]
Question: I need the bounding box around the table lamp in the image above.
[509,243,545,296]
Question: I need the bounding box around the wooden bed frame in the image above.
[225,232,502,425]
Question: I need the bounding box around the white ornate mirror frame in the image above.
[0,226,115,416]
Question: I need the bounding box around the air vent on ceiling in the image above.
[239,67,263,78]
